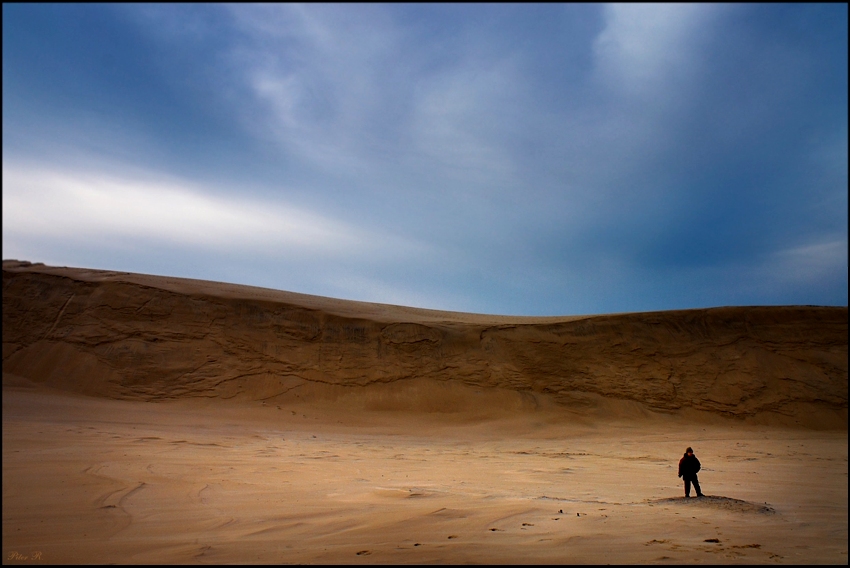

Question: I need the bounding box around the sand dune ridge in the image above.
[3,261,846,427]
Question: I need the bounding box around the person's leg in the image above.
[684,478,691,497]
[693,475,703,497]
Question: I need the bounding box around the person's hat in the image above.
[686,447,693,453]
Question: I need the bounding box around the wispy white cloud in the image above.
[1,162,421,259]
[592,3,724,100]
[225,4,526,193]
[226,4,404,178]
[406,56,523,186]
[766,238,849,287]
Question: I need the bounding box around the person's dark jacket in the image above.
[678,453,701,479]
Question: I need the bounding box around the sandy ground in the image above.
[3,383,846,565]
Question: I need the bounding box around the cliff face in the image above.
[3,261,847,424]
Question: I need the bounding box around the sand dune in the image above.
[2,260,847,427]
[3,260,847,564]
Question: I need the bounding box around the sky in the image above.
[3,3,847,316]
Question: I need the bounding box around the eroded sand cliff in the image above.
[3,260,846,427]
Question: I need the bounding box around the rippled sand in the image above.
[3,384,846,564]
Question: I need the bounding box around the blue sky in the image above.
[3,4,847,316]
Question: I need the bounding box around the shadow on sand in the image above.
[649,495,775,514]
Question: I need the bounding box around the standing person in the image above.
[678,447,704,497]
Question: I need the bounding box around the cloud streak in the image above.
[2,163,420,260]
